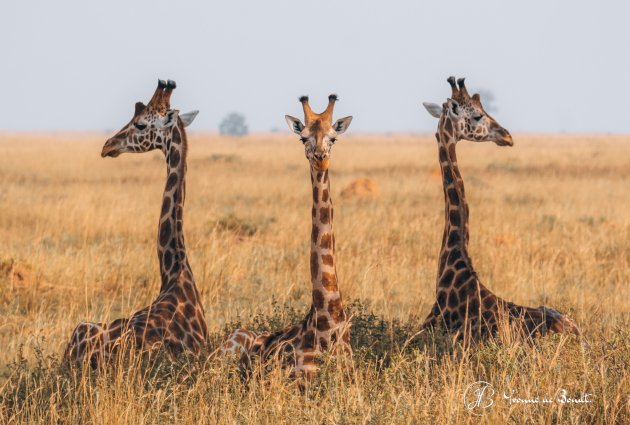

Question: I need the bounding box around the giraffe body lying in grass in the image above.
[65,80,207,366]
[420,76,579,340]
[222,95,353,383]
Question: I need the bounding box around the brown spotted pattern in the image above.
[222,96,352,382]
[421,77,579,340]
[64,80,208,367]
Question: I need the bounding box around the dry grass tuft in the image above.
[211,213,274,238]
[340,178,380,200]
[0,259,32,286]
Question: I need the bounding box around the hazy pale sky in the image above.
[2,0,629,133]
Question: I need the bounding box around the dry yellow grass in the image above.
[0,132,628,424]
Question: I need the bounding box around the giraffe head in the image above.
[101,79,199,158]
[285,95,353,171]
[423,76,513,146]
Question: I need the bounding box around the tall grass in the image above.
[0,133,628,423]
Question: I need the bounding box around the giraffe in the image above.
[420,76,579,340]
[64,80,208,367]
[222,94,353,382]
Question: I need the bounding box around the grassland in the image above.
[0,132,628,424]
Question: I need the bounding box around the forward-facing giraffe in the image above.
[65,80,208,366]
[420,76,579,340]
[222,95,353,382]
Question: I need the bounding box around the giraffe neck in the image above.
[435,115,476,287]
[157,120,191,293]
[309,166,345,328]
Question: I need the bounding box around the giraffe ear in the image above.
[160,109,180,128]
[180,110,199,127]
[285,115,305,134]
[134,102,146,117]
[333,116,353,134]
[423,102,442,118]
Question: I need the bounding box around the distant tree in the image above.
[219,112,248,136]
[476,89,497,113]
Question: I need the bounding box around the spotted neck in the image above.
[309,166,346,327]
[157,120,191,292]
[435,115,475,287]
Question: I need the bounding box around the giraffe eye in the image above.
[134,123,147,131]
[473,115,483,122]
[329,138,337,144]
[300,137,308,144]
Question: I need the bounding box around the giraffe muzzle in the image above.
[496,136,514,147]
[495,131,514,147]
[314,159,329,171]
[101,139,122,158]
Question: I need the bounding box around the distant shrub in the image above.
[486,162,520,173]
[207,154,240,163]
[219,112,248,136]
